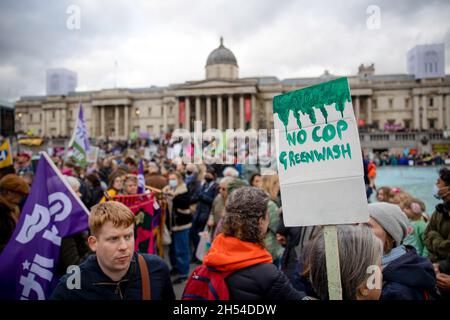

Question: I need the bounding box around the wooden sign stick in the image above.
[324,225,343,300]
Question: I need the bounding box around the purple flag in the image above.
[137,159,145,194]
[0,152,89,300]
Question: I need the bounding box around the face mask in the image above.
[186,171,193,176]
[433,184,441,199]
[205,177,213,183]
[169,179,178,188]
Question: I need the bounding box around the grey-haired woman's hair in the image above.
[221,186,270,247]
[308,225,383,300]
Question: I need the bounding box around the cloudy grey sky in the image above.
[1,0,449,102]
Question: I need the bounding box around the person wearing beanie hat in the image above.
[367,202,438,300]
[368,202,409,250]
[0,174,30,254]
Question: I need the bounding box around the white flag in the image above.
[68,103,90,167]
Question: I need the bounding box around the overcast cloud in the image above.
[0,0,449,101]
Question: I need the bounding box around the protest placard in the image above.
[273,77,369,227]
[273,77,369,300]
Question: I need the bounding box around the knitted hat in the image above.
[368,202,409,247]
[227,178,249,195]
[0,174,30,195]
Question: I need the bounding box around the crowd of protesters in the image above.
[0,135,450,300]
[369,151,450,167]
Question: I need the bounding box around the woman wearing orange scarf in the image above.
[201,186,306,300]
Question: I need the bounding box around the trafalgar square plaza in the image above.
[0,1,450,317]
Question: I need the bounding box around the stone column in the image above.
[265,100,272,128]
[55,109,59,136]
[413,96,420,129]
[217,96,223,130]
[354,96,360,121]
[437,95,444,130]
[422,96,428,130]
[195,96,201,122]
[124,105,129,139]
[175,100,180,129]
[59,109,63,137]
[185,97,190,131]
[367,97,372,125]
[56,109,61,136]
[115,105,119,138]
[63,108,68,136]
[251,94,257,129]
[91,106,96,136]
[228,95,233,129]
[100,106,105,138]
[206,96,212,129]
[163,103,168,132]
[42,110,47,137]
[239,95,245,129]
[446,95,450,130]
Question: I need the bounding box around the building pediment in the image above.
[91,98,132,106]
[171,79,257,96]
[177,79,256,89]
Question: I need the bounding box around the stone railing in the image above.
[359,131,450,152]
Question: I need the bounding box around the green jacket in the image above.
[410,219,429,257]
[264,200,283,261]
[424,204,450,262]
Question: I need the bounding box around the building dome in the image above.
[205,37,239,80]
[206,37,238,67]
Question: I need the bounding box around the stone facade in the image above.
[14,40,450,140]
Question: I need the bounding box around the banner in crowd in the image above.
[272,77,368,226]
[137,160,145,194]
[87,146,99,164]
[0,139,13,168]
[67,103,90,168]
[114,193,162,254]
[0,152,90,300]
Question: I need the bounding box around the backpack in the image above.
[181,265,234,300]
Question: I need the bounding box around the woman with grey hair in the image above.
[64,175,81,197]
[207,176,233,239]
[193,186,306,300]
[309,224,383,300]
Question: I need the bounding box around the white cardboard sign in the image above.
[272,77,369,227]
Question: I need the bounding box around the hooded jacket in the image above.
[424,202,450,262]
[381,247,438,300]
[50,252,175,300]
[203,234,305,300]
